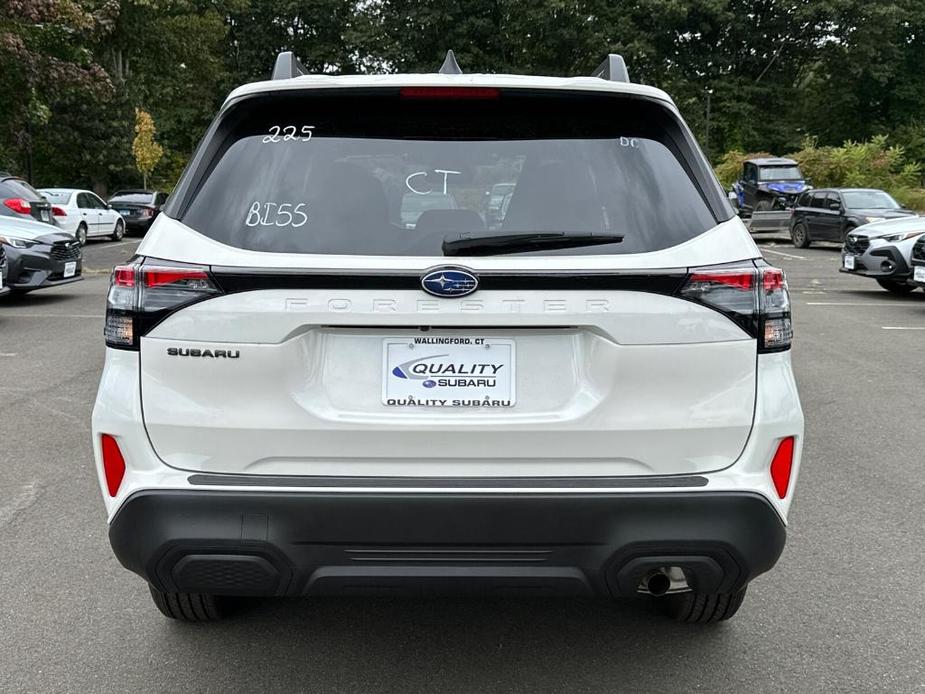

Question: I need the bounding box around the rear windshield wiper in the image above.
[442,232,624,256]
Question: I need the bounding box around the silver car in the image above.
[841,216,925,294]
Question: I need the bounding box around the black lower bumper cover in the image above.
[109,490,786,598]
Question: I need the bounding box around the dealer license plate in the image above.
[843,255,856,270]
[383,337,515,408]
[63,261,77,278]
[914,266,925,283]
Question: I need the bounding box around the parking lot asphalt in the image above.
[1,235,923,693]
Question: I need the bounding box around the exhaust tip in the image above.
[646,571,671,597]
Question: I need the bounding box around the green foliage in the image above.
[2,0,924,196]
[715,136,925,211]
[788,136,921,190]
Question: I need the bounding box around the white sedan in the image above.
[39,188,125,245]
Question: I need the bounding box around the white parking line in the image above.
[882,326,925,330]
[804,302,914,307]
[3,313,104,319]
[761,248,806,260]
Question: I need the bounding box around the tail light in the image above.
[52,205,66,217]
[3,198,31,214]
[140,207,155,218]
[678,262,792,352]
[105,259,221,350]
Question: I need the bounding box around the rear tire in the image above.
[790,222,811,248]
[876,279,917,295]
[111,220,124,241]
[657,586,748,624]
[75,223,88,246]
[148,585,224,622]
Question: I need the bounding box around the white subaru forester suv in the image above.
[92,52,803,623]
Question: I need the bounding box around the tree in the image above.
[0,0,110,179]
[133,108,163,189]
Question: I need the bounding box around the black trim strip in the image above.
[187,474,709,489]
[209,267,688,295]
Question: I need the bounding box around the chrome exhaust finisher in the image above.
[638,566,691,596]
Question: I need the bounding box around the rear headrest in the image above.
[502,160,603,233]
[309,162,389,232]
[414,209,486,234]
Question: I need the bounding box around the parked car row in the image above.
[729,164,923,296]
[0,172,167,247]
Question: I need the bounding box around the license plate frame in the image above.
[382,337,516,408]
[63,261,77,278]
[914,265,925,283]
[843,255,856,270]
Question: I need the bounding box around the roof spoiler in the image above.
[591,54,630,83]
[272,51,308,80]
[268,49,631,82]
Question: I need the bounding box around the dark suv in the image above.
[0,173,56,226]
[108,190,168,235]
[789,188,915,248]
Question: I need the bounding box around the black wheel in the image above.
[148,585,224,622]
[790,221,811,248]
[876,279,917,295]
[754,199,773,213]
[75,223,88,246]
[657,586,748,624]
[111,219,125,241]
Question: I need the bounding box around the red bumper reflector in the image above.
[770,437,795,499]
[101,434,126,497]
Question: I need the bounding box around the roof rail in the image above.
[439,50,463,75]
[591,54,630,83]
[272,51,308,80]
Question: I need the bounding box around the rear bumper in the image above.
[110,489,786,598]
[124,218,154,233]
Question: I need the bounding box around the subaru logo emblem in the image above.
[420,267,479,298]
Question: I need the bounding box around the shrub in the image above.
[714,136,925,210]
[894,188,925,212]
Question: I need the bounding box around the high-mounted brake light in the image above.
[104,261,221,350]
[100,434,126,497]
[679,263,792,352]
[3,198,31,214]
[769,437,795,498]
[400,86,500,99]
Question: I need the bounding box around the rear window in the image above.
[41,191,71,203]
[0,178,43,201]
[111,192,155,204]
[178,90,720,256]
